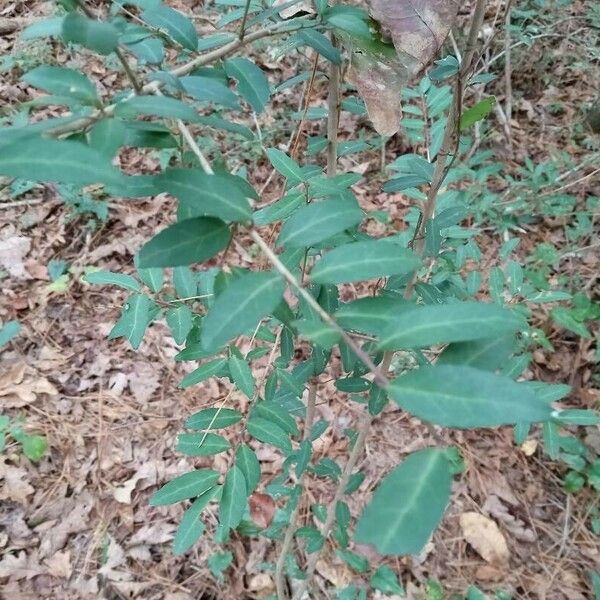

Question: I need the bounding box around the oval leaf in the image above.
[150,469,219,506]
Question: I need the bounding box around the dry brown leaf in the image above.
[483,495,537,543]
[0,361,58,408]
[315,558,352,587]
[0,459,35,504]
[0,235,31,279]
[459,511,509,565]
[43,550,71,579]
[249,492,276,529]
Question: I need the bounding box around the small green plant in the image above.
[0,415,48,463]
[1,0,598,597]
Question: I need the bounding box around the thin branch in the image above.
[239,0,252,41]
[249,230,388,387]
[326,49,340,177]
[503,1,514,152]
[290,351,394,600]
[275,381,317,600]
[48,19,317,137]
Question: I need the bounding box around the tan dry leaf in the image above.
[43,550,72,579]
[459,511,509,565]
[0,550,43,580]
[249,492,276,529]
[483,495,537,543]
[521,439,538,456]
[0,361,58,408]
[0,459,35,504]
[315,559,352,588]
[0,235,31,279]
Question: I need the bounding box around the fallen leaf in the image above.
[459,511,509,565]
[521,439,538,456]
[0,360,58,408]
[0,458,35,504]
[0,235,31,279]
[249,492,276,529]
[43,550,71,578]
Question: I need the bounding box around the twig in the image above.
[239,0,252,41]
[275,381,317,600]
[503,1,513,152]
[290,352,394,600]
[249,230,388,387]
[326,48,340,177]
[48,19,317,137]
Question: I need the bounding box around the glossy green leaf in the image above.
[22,66,98,104]
[142,5,198,50]
[150,469,219,506]
[247,416,292,453]
[228,355,255,398]
[297,30,341,64]
[220,465,247,532]
[179,357,228,389]
[377,302,524,350]
[311,240,420,284]
[355,448,452,555]
[156,169,252,222]
[437,335,516,371]
[235,444,261,494]
[180,76,239,109]
[201,271,285,350]
[266,148,304,184]
[460,96,497,130]
[388,365,554,428]
[62,14,119,55]
[173,486,220,555]
[370,565,404,595]
[172,266,196,298]
[108,294,159,350]
[185,407,242,430]
[294,319,340,349]
[89,118,126,158]
[224,57,270,113]
[137,217,231,268]
[278,197,363,248]
[166,305,194,345]
[116,95,199,122]
[335,296,408,335]
[22,17,64,40]
[84,270,140,292]
[176,432,231,456]
[253,401,299,436]
[0,137,122,186]
[253,192,304,226]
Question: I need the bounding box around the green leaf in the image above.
[0,137,122,186]
[22,17,65,40]
[135,255,164,292]
[235,444,261,494]
[278,196,363,248]
[0,320,21,348]
[460,96,496,130]
[220,465,247,532]
[437,335,516,371]
[185,407,242,430]
[335,296,408,335]
[228,355,255,398]
[253,192,304,226]
[137,217,231,268]
[62,13,119,55]
[172,266,196,298]
[253,401,299,436]
[554,409,600,426]
[108,294,159,350]
[89,118,126,158]
[247,415,292,453]
[311,240,420,284]
[21,435,48,462]
[84,270,140,292]
[166,305,194,344]
[157,169,252,222]
[179,358,228,389]
[388,365,554,428]
[116,95,199,122]
[149,469,220,506]
[266,148,304,184]
[201,271,285,350]
[294,319,340,349]
[377,302,524,350]
[297,30,341,64]
[370,565,404,595]
[22,66,98,104]
[173,486,220,555]
[551,307,592,339]
[208,551,233,581]
[142,5,198,50]
[355,448,452,555]
[336,549,368,573]
[181,76,240,109]
[176,432,231,456]
[224,57,270,113]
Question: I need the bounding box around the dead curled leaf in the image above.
[0,361,58,408]
[249,492,276,529]
[459,511,509,565]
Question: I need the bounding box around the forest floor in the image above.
[0,1,599,599]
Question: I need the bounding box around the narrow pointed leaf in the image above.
[179,357,228,389]
[108,294,158,349]
[355,448,451,555]
[185,407,243,430]
[22,66,98,104]
[62,13,119,55]
[137,217,231,268]
[176,432,231,456]
[201,271,285,350]
[220,466,247,531]
[228,356,255,398]
[173,486,220,555]
[166,305,194,344]
[116,95,199,122]
[224,57,270,113]
[181,75,240,109]
[142,5,198,51]
[84,271,140,292]
[311,240,420,284]
[247,416,292,453]
[149,469,219,506]
[388,365,554,428]
[278,197,363,248]
[377,302,524,350]
[235,444,261,494]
